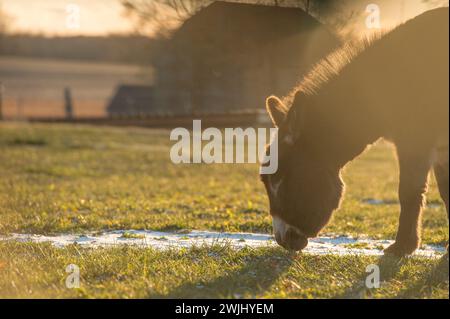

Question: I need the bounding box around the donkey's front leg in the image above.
[385,144,433,257]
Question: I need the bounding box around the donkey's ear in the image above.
[266,95,288,127]
[286,92,307,139]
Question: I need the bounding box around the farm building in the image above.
[107,85,154,116]
[151,1,340,115]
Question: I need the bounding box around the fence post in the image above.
[64,87,73,120]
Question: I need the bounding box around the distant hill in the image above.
[0,34,161,65]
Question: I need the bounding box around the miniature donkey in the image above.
[261,8,449,256]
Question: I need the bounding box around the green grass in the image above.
[0,242,447,299]
[0,122,448,299]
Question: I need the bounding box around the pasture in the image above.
[0,56,153,119]
[0,122,448,298]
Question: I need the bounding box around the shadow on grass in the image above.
[395,255,449,298]
[335,254,408,298]
[148,248,294,299]
[336,254,449,299]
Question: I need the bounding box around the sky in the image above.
[1,0,135,36]
[1,0,448,37]
[333,0,448,38]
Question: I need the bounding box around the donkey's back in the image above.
[365,8,449,143]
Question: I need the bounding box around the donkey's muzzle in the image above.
[275,227,308,251]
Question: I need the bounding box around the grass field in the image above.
[0,122,448,298]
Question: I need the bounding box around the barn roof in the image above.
[169,1,339,60]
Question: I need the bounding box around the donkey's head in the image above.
[261,94,344,251]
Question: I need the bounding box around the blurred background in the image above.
[0,0,448,125]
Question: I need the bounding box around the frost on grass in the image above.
[0,230,446,257]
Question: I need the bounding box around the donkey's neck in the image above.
[301,83,380,169]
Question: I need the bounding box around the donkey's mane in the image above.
[283,31,387,106]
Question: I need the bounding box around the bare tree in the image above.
[164,0,211,17]
[122,0,213,36]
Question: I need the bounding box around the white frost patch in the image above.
[1,230,446,257]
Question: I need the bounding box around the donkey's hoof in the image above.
[384,241,418,257]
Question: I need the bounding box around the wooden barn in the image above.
[152,1,340,115]
[107,85,154,116]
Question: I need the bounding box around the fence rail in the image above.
[28,112,271,129]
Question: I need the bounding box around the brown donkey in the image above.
[261,8,449,256]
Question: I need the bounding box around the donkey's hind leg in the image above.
[433,146,449,254]
[434,148,449,216]
[384,143,433,257]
